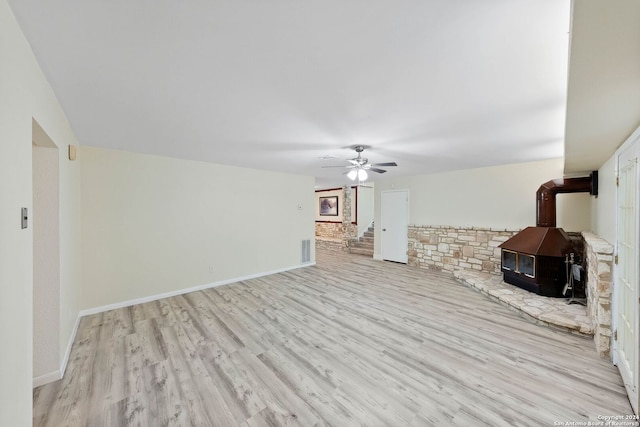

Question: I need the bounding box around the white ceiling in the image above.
[10,0,572,188]
[564,0,640,175]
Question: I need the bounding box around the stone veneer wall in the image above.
[315,222,358,250]
[582,231,614,358]
[342,187,354,245]
[315,222,344,240]
[315,238,345,251]
[408,225,519,274]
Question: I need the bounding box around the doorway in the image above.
[380,190,408,263]
[614,129,639,415]
[32,119,61,385]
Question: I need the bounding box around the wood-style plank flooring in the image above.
[33,249,633,426]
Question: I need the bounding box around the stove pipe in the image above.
[536,172,598,227]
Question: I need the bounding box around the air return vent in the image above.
[301,239,311,263]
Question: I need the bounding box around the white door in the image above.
[614,134,640,415]
[381,190,408,263]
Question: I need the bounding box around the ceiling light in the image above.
[357,169,368,181]
[347,170,358,180]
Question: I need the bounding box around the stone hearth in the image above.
[454,269,593,336]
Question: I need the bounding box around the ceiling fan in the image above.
[322,145,397,182]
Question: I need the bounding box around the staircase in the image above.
[350,224,374,257]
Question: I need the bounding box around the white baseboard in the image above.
[33,313,81,388]
[60,315,81,377]
[80,262,316,317]
[33,370,62,388]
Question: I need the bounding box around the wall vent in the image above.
[301,239,311,263]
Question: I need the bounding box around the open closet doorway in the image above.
[32,119,61,386]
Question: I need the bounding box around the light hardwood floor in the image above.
[33,249,633,426]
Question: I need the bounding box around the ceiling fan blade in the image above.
[321,165,355,168]
[371,162,397,167]
[369,168,387,174]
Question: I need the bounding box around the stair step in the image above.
[352,237,373,244]
[350,247,374,256]
[351,242,373,250]
[350,223,374,255]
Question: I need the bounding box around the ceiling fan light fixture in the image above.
[326,146,396,182]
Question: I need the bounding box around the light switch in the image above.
[21,207,28,229]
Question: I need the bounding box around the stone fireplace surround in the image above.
[582,232,614,358]
[407,225,516,274]
[408,224,613,358]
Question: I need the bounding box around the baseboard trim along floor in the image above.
[79,262,316,317]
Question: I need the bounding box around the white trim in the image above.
[33,370,62,388]
[60,314,81,377]
[79,262,315,317]
[33,313,81,388]
[373,253,383,260]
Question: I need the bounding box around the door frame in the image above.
[612,125,640,415]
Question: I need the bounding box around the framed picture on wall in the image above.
[319,196,339,216]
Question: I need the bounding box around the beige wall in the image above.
[0,0,83,424]
[315,188,347,222]
[356,186,375,237]
[557,192,592,233]
[80,146,315,310]
[591,154,617,244]
[373,158,593,257]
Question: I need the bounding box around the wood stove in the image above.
[499,227,574,297]
[498,174,597,297]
